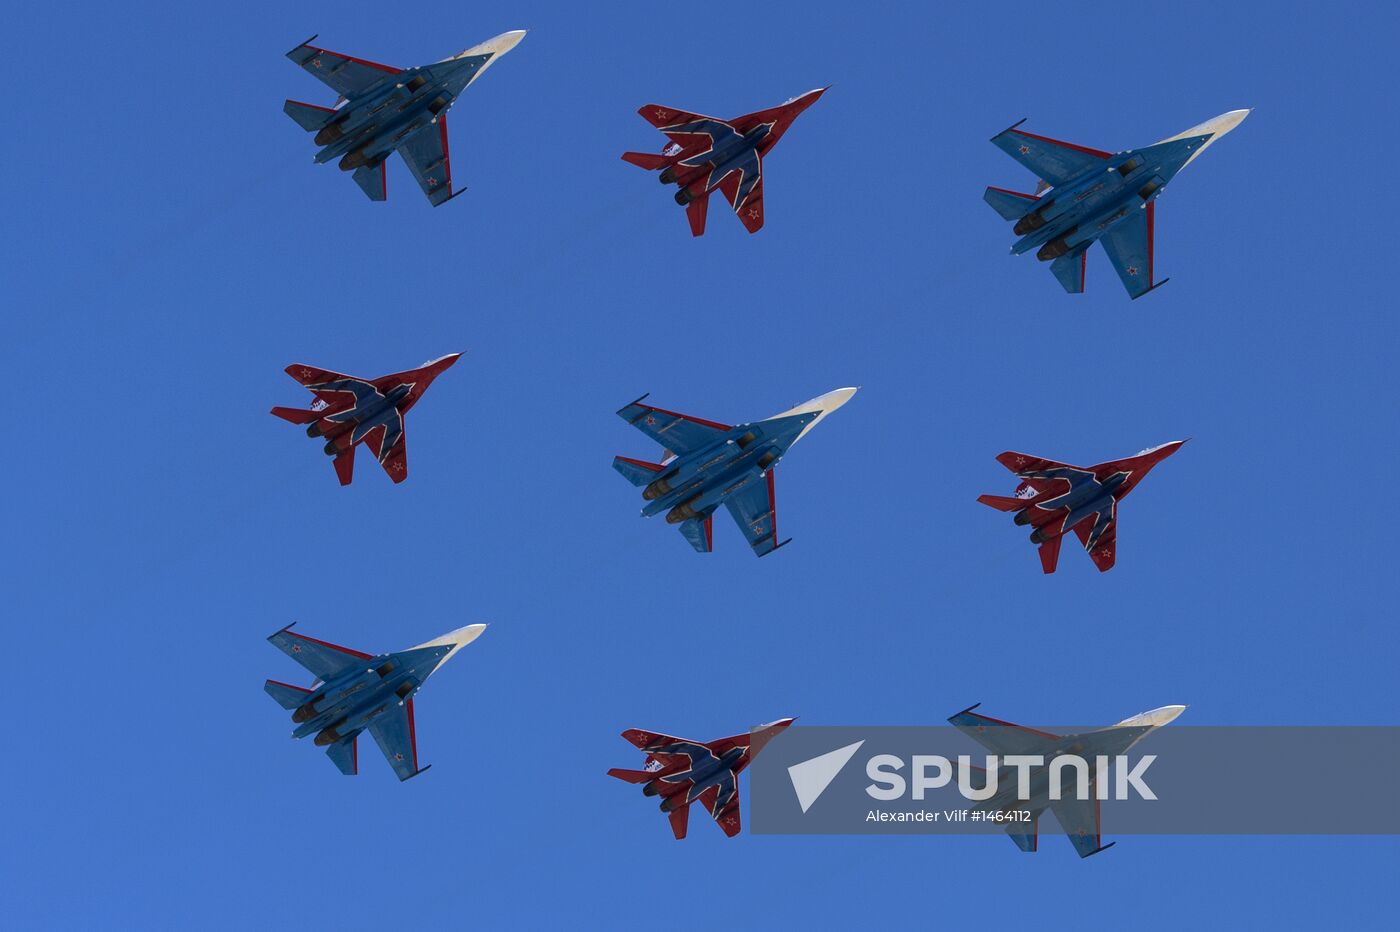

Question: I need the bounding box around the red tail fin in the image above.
[686,196,708,237]
[621,151,670,170]
[668,805,689,840]
[270,406,321,425]
[1038,536,1062,574]
[333,448,355,486]
[978,494,1029,512]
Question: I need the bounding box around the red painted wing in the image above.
[362,424,408,484]
[697,785,743,837]
[1074,520,1117,572]
[717,172,765,233]
[995,451,1077,496]
[285,363,362,411]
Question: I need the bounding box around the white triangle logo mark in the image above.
[787,740,865,813]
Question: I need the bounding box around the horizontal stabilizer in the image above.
[325,738,357,776]
[621,151,670,170]
[283,99,335,131]
[983,186,1038,221]
[352,163,386,202]
[607,767,656,784]
[612,455,665,487]
[270,406,321,425]
[1051,248,1087,294]
[263,679,311,710]
[977,494,1029,512]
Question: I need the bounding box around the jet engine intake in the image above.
[666,499,702,524]
[339,148,370,171]
[314,724,344,746]
[314,122,345,146]
[1037,229,1077,261]
[642,476,673,501]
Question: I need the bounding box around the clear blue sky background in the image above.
[4,0,1396,927]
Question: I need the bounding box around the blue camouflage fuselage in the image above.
[671,119,773,203]
[309,55,491,169]
[1024,467,1128,547]
[1010,135,1208,260]
[654,741,745,809]
[312,379,410,455]
[288,643,450,746]
[638,412,817,524]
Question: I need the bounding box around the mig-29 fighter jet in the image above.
[978,441,1185,573]
[264,623,487,781]
[622,88,827,235]
[948,703,1186,857]
[983,110,1249,297]
[283,30,525,205]
[611,388,857,556]
[608,718,795,839]
[270,353,460,485]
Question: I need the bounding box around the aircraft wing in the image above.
[361,423,408,483]
[637,104,728,145]
[287,39,399,99]
[717,167,764,233]
[1048,794,1112,857]
[723,473,784,557]
[399,122,456,207]
[284,364,367,410]
[948,705,1060,758]
[991,123,1110,187]
[620,728,696,751]
[993,451,1077,497]
[616,397,731,457]
[1073,514,1118,572]
[367,699,424,781]
[1099,203,1156,299]
[697,783,743,838]
[268,626,372,681]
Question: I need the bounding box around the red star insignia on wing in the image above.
[311,58,323,69]
[746,207,760,219]
[1015,456,1027,465]
[427,177,439,187]
[291,644,301,653]
[645,415,657,426]
[1019,144,1031,155]
[653,108,671,121]
[299,367,314,379]
[1126,266,1139,276]
[394,752,404,761]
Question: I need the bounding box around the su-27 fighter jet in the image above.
[264,623,486,781]
[983,110,1250,297]
[270,353,460,485]
[622,88,827,235]
[979,441,1184,573]
[949,703,1186,857]
[283,30,525,205]
[612,388,856,556]
[608,718,795,839]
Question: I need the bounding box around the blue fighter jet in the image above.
[283,30,525,205]
[612,388,856,556]
[264,623,486,780]
[983,110,1249,298]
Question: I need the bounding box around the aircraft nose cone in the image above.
[484,29,527,55]
[1115,705,1187,728]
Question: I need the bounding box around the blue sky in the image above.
[4,0,1397,926]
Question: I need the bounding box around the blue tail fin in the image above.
[612,455,665,487]
[352,163,386,202]
[1051,248,1088,294]
[264,679,311,710]
[678,514,714,553]
[325,738,357,776]
[984,186,1038,221]
[283,99,335,131]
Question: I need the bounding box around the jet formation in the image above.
[622,89,827,235]
[264,623,486,781]
[608,718,795,838]
[283,31,525,205]
[271,353,460,485]
[612,388,856,556]
[983,110,1250,297]
[949,703,1186,856]
[978,441,1185,572]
